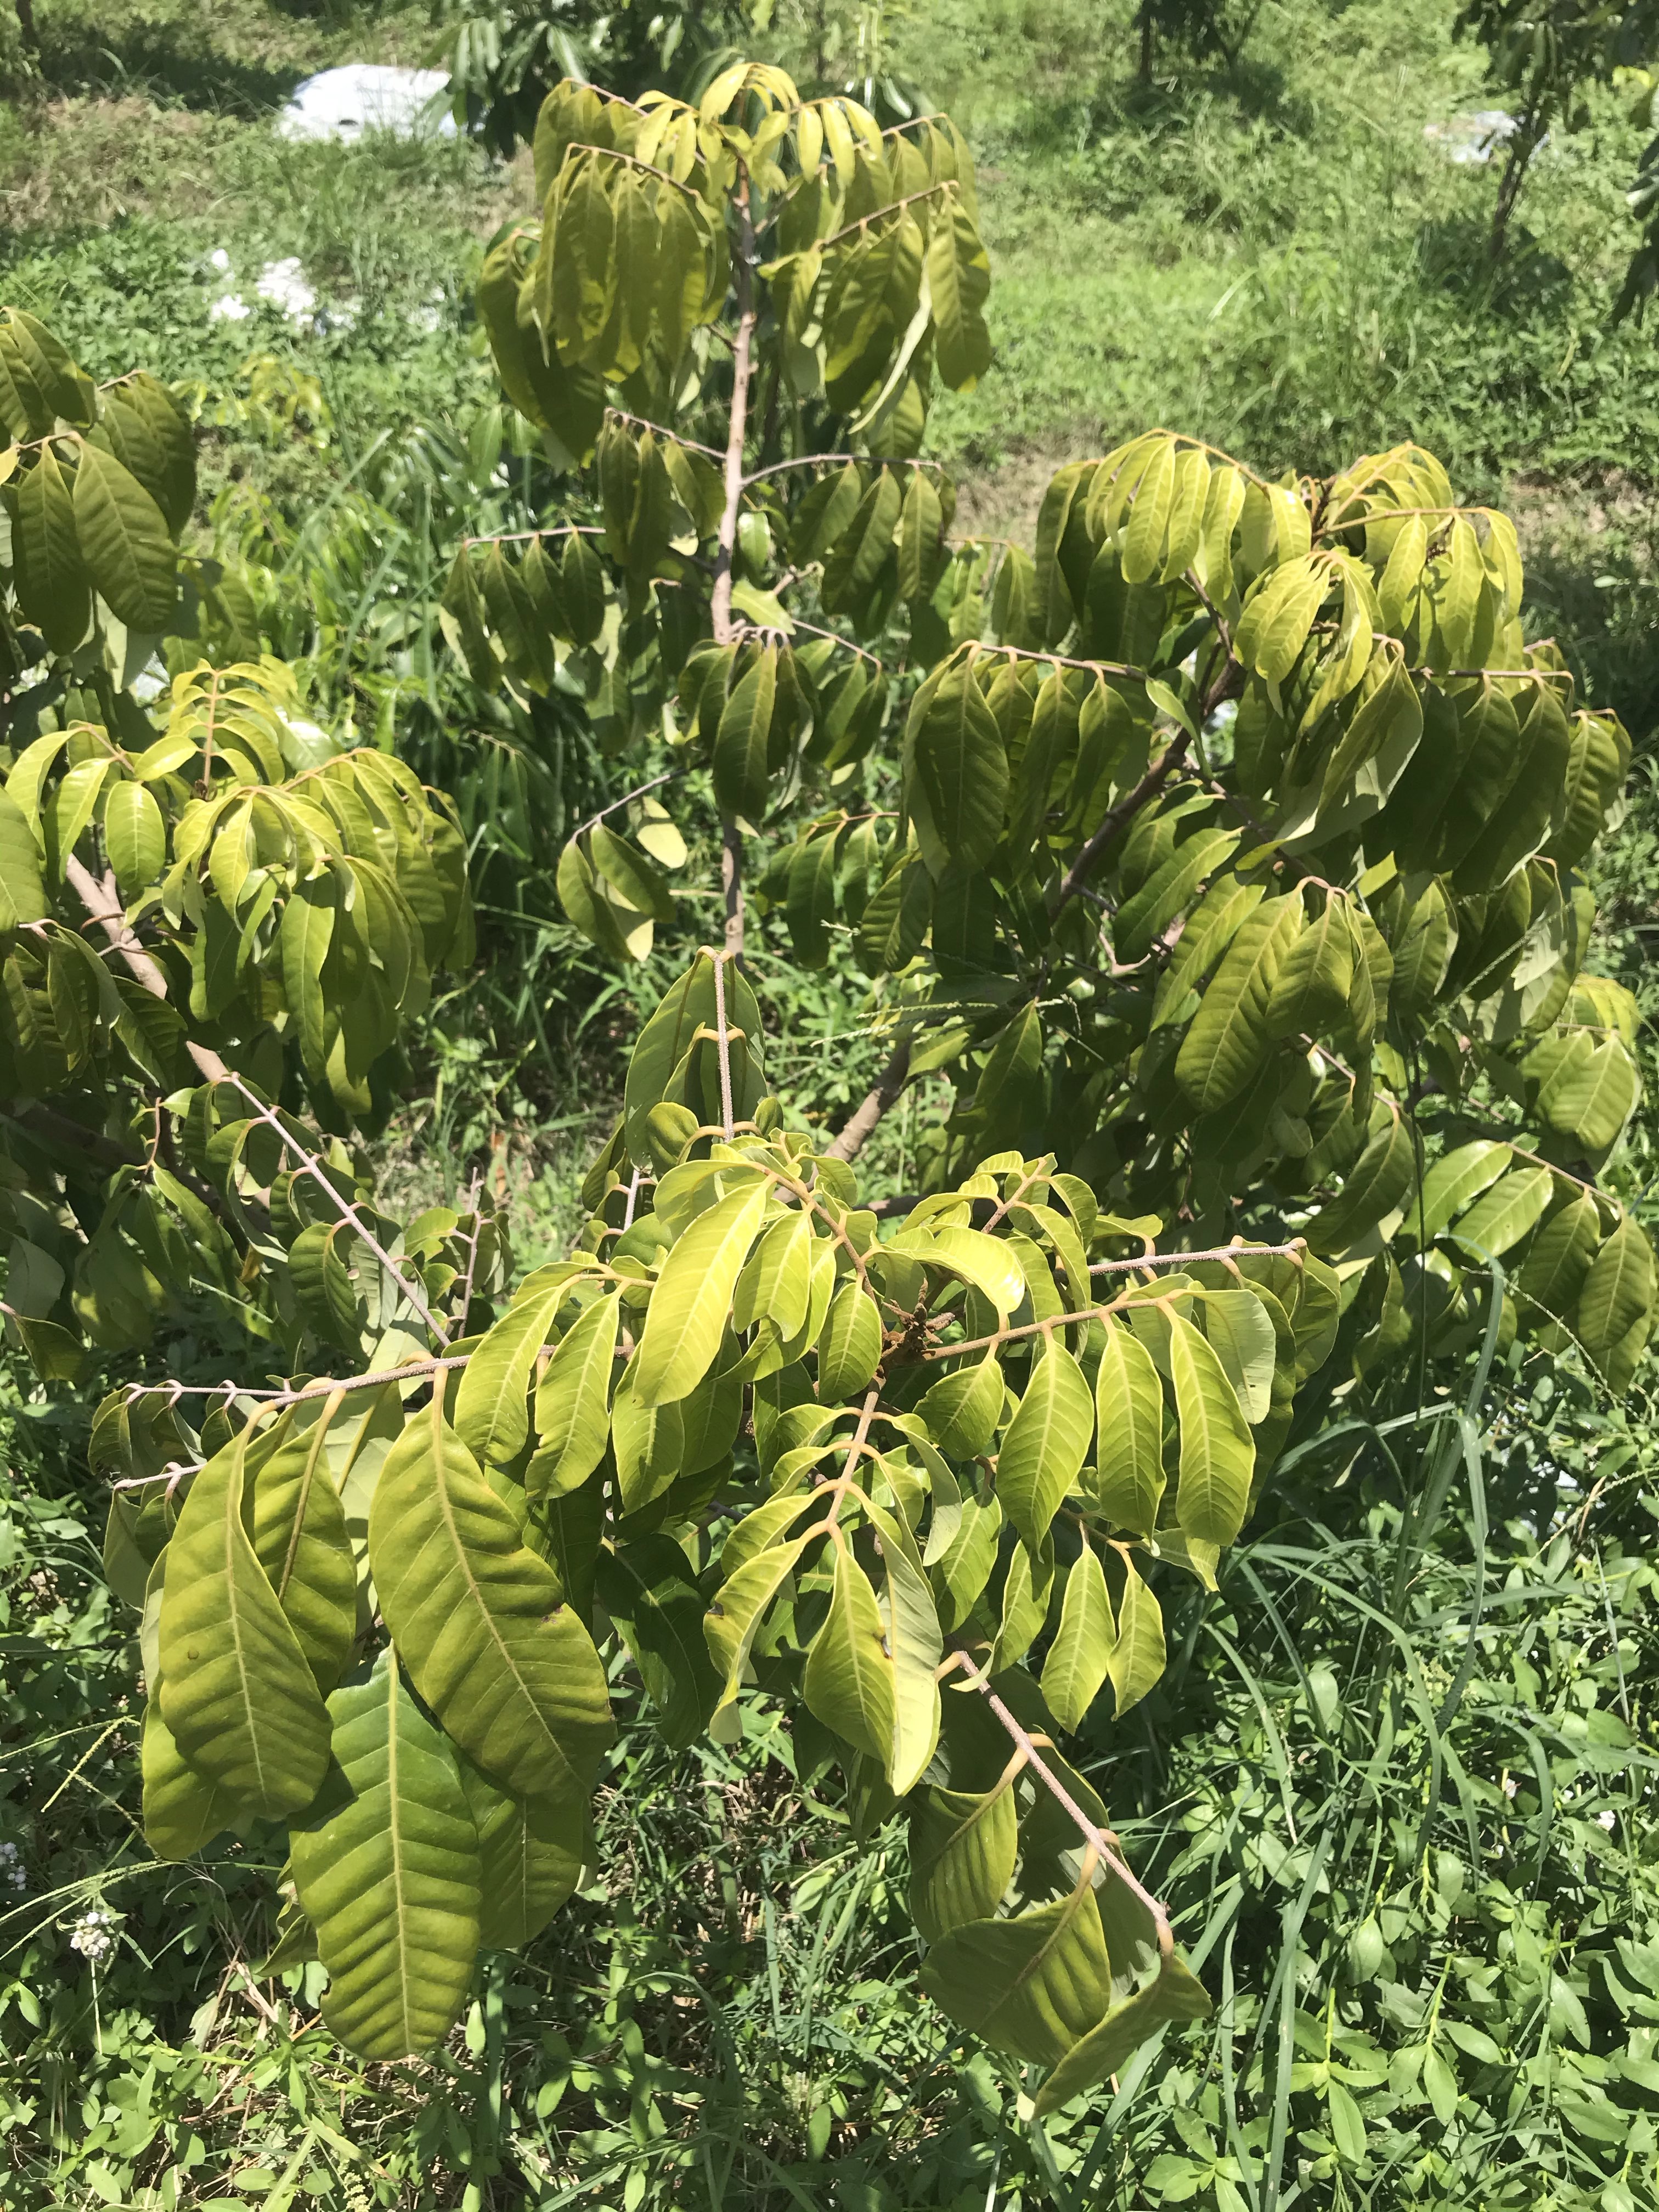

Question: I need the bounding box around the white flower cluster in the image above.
[69,1908,115,1965]
[0,1841,24,1892]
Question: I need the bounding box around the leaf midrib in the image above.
[424,1395,575,1792]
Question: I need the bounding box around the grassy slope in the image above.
[899,0,1659,730]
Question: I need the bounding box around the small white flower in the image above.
[0,1842,24,1892]
[210,247,232,273]
[1502,1774,1518,1799]
[210,294,252,324]
[1598,1809,1617,1831]
[69,1908,115,1963]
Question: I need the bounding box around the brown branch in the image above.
[988,641,1149,681]
[1048,730,1194,917]
[769,613,884,667]
[562,142,704,201]
[943,1647,1175,1963]
[825,1032,911,1164]
[66,854,228,1083]
[121,1353,476,1419]
[816,179,958,252]
[217,1073,448,1343]
[458,524,607,550]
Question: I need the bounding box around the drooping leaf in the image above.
[140,1700,239,1861]
[802,1540,897,1767]
[1041,1543,1114,1732]
[459,1756,586,1950]
[634,1179,771,1406]
[240,1407,358,1694]
[158,1429,331,1820]
[1091,1320,1166,1535]
[909,1775,1018,1942]
[290,1649,482,2061]
[1105,1554,1166,1716]
[71,438,177,632]
[910,657,1008,874]
[595,1533,721,1748]
[921,1881,1113,2067]
[995,1340,1094,1552]
[1032,1951,1211,2115]
[369,1394,614,1800]
[528,1289,622,1498]
[1167,1309,1254,1549]
[1175,895,1302,1114]
[456,1284,566,1469]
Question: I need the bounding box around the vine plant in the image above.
[0,59,1651,2118]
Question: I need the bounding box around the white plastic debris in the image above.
[278,64,455,145]
[256,257,317,324]
[208,293,252,323]
[209,247,232,273]
[1424,110,1527,166]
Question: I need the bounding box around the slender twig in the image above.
[1089,1242,1300,1276]
[121,1354,475,1415]
[819,1385,883,1522]
[447,1172,486,1344]
[561,142,705,201]
[988,642,1150,681]
[741,453,945,488]
[816,179,958,251]
[569,769,681,847]
[915,1285,1204,1364]
[943,1648,1175,1962]
[459,524,607,550]
[66,855,228,1084]
[603,407,725,461]
[1182,570,1236,668]
[1313,499,1502,540]
[217,1075,448,1342]
[777,614,885,667]
[712,954,737,1141]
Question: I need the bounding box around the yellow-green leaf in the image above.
[1167,1308,1254,1548]
[635,1179,771,1406]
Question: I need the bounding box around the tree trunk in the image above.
[1138,3,1155,82]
